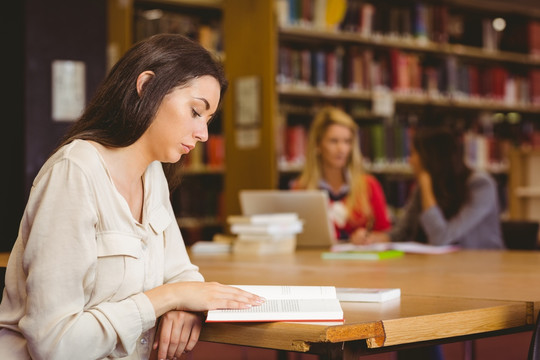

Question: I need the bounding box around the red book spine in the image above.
[207,134,225,167]
[531,69,540,105]
[529,21,540,56]
[469,66,479,96]
[286,125,307,163]
[326,51,337,88]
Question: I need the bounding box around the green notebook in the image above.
[321,249,404,260]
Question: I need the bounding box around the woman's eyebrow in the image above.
[194,97,210,110]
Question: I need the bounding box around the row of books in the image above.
[182,134,225,170]
[278,45,540,106]
[278,118,534,174]
[171,175,224,221]
[463,132,510,173]
[134,8,223,55]
[278,120,412,169]
[277,0,540,55]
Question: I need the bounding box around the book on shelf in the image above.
[321,249,404,260]
[205,285,344,322]
[530,21,540,56]
[336,287,401,302]
[331,242,460,255]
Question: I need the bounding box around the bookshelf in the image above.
[508,148,540,221]
[221,0,540,218]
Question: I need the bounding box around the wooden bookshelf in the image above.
[278,85,540,113]
[221,0,540,217]
[279,27,540,66]
[508,148,540,220]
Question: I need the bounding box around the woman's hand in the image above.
[145,281,265,319]
[151,311,202,360]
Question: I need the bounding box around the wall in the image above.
[1,0,107,251]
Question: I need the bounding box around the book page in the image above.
[231,285,337,300]
[206,298,343,322]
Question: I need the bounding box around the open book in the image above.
[205,285,344,323]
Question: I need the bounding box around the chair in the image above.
[500,220,539,250]
[529,312,540,360]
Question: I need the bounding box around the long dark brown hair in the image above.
[57,33,228,189]
[413,127,471,219]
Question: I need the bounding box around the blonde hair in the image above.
[296,106,371,217]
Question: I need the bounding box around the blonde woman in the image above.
[290,106,390,243]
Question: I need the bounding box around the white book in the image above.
[189,241,231,254]
[236,233,296,242]
[336,287,401,302]
[227,212,299,224]
[206,285,344,323]
[230,221,303,235]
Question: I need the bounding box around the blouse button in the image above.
[140,337,148,345]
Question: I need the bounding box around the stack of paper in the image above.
[330,242,460,255]
[228,213,303,255]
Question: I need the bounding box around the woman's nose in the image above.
[194,124,209,142]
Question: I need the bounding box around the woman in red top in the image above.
[290,106,390,243]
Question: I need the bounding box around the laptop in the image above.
[239,189,337,248]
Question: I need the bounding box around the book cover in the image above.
[336,287,401,302]
[206,285,344,322]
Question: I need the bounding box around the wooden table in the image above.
[190,249,540,358]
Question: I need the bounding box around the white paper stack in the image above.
[227,213,303,254]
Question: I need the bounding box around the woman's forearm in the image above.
[418,172,436,210]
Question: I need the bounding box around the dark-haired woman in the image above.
[365,126,504,249]
[366,127,504,360]
[0,34,263,360]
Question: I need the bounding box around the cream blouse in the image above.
[0,140,204,359]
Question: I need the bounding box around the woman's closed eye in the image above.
[192,108,201,118]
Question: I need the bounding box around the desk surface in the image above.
[1,250,536,356]
[191,249,540,355]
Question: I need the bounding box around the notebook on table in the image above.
[239,190,337,248]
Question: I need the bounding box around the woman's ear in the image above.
[136,71,155,97]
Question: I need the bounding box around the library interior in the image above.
[3,0,540,359]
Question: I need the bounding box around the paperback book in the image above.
[336,287,401,302]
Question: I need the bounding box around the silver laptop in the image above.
[239,190,337,248]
